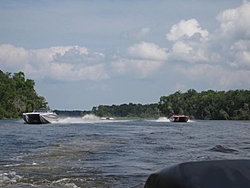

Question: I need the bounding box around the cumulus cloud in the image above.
[229,40,250,69]
[122,41,166,77]
[175,64,250,89]
[127,41,168,61]
[214,2,250,70]
[168,40,212,63]
[50,62,108,81]
[164,8,248,66]
[164,19,213,64]
[111,59,164,78]
[163,1,250,90]
[0,43,164,81]
[166,19,209,41]
[0,44,108,81]
[0,44,30,67]
[216,1,250,40]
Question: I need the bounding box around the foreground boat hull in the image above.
[144,160,250,188]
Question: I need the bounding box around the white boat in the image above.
[23,109,59,124]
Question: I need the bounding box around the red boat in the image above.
[169,115,189,122]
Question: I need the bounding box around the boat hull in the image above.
[23,112,59,124]
[170,115,189,122]
[145,160,250,188]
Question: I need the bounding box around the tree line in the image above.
[158,89,250,120]
[0,70,48,119]
[91,103,160,118]
[54,104,160,119]
[90,89,250,120]
[1,71,249,120]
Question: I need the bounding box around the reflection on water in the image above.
[0,119,250,187]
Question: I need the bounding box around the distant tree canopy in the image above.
[0,70,49,119]
[92,103,160,118]
[92,89,250,120]
[158,89,250,120]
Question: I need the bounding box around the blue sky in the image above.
[0,0,249,110]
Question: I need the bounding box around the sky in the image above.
[0,0,250,110]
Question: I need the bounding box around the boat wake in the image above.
[82,114,101,121]
[156,117,170,122]
[56,114,127,124]
[147,117,170,122]
[57,117,88,124]
[57,114,101,124]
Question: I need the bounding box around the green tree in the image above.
[158,89,250,120]
[0,70,49,119]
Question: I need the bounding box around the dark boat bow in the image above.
[169,115,189,122]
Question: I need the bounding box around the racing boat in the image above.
[169,115,189,122]
[23,109,59,124]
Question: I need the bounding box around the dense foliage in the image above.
[91,103,160,118]
[0,70,48,119]
[54,110,90,117]
[158,89,250,120]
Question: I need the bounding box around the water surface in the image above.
[0,118,249,187]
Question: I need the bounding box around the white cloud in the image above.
[0,44,30,67]
[164,1,250,77]
[175,64,250,89]
[50,46,88,56]
[113,42,166,78]
[0,44,108,81]
[164,19,214,64]
[213,2,250,70]
[216,1,250,39]
[111,59,164,78]
[161,1,250,90]
[166,34,218,64]
[0,43,166,81]
[228,40,250,69]
[127,41,168,61]
[166,19,209,41]
[50,62,108,81]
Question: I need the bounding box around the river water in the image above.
[0,117,250,187]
